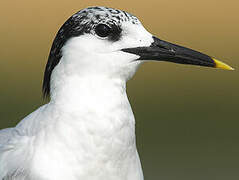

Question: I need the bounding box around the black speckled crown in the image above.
[42,7,140,98]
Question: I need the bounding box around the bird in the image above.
[0,6,234,180]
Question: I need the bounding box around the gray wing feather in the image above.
[0,128,14,145]
[0,128,29,180]
[0,105,47,180]
[2,170,29,180]
[0,128,31,180]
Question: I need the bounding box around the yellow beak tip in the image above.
[212,58,235,71]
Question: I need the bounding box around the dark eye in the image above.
[95,24,111,38]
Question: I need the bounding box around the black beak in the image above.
[122,36,233,70]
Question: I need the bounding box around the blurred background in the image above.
[0,0,238,179]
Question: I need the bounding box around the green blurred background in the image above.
[0,0,238,179]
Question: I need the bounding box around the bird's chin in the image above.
[129,59,142,65]
[120,60,143,81]
[127,60,143,71]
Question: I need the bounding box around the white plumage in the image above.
[0,6,233,180]
[0,7,151,180]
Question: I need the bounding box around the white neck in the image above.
[50,73,136,140]
[29,74,144,180]
[48,74,139,173]
[51,75,129,113]
[37,49,145,179]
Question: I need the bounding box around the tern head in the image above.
[43,6,233,98]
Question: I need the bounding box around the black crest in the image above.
[42,7,139,98]
[42,14,89,98]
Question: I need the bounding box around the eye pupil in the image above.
[95,24,111,38]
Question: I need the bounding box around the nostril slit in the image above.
[169,49,176,53]
[157,45,168,50]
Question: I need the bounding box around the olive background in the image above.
[0,0,238,179]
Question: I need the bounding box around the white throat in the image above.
[43,70,142,179]
[37,30,147,178]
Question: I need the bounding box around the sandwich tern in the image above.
[0,6,233,180]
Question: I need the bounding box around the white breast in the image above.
[26,77,144,180]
